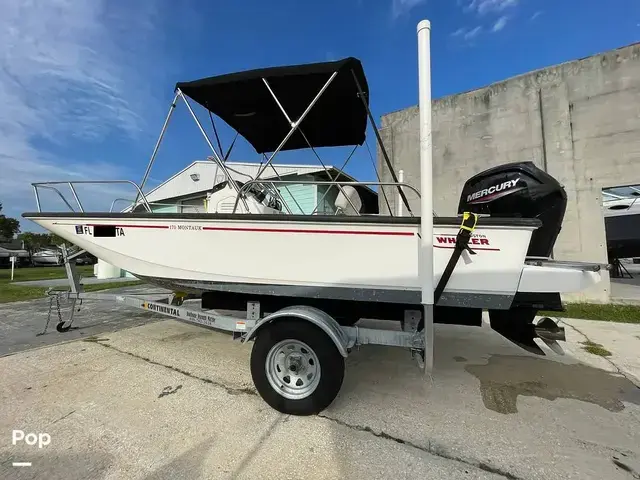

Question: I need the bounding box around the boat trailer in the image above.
[39,243,575,416]
[40,245,434,415]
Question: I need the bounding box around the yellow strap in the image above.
[460,211,478,232]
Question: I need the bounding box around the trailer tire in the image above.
[250,319,345,416]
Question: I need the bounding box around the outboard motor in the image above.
[457,161,568,355]
[457,161,567,258]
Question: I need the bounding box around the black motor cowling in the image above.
[457,161,567,258]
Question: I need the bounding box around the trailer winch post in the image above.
[417,19,435,374]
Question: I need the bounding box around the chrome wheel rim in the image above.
[265,339,321,400]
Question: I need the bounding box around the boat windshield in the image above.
[603,185,640,199]
[213,179,282,212]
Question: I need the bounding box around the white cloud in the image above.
[391,0,427,19]
[492,16,509,32]
[465,0,518,15]
[0,0,171,226]
[464,26,483,40]
[450,25,483,42]
[531,11,543,21]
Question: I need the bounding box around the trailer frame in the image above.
[41,244,426,415]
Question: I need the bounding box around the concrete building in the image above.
[377,42,640,303]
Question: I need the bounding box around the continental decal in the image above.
[142,302,180,316]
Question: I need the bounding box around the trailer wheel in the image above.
[250,319,345,415]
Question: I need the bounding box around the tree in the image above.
[50,234,66,246]
[17,232,50,252]
[0,202,20,240]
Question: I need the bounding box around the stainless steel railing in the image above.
[232,179,421,216]
[32,180,152,213]
[31,178,422,217]
[109,198,189,213]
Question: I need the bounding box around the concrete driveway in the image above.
[610,262,640,305]
[0,298,639,479]
[0,285,166,356]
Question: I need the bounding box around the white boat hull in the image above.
[31,251,62,266]
[23,213,603,309]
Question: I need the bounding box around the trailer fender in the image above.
[244,305,350,357]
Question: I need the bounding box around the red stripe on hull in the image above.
[201,226,415,236]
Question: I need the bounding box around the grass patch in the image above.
[0,265,142,303]
[541,303,640,324]
[0,284,49,303]
[581,340,612,357]
[83,281,143,292]
[0,265,95,282]
[0,280,143,303]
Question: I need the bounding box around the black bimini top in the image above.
[175,57,369,154]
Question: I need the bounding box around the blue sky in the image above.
[2,0,639,225]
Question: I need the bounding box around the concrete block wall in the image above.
[377,42,640,303]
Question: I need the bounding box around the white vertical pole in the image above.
[397,170,404,216]
[417,19,434,374]
[10,256,15,281]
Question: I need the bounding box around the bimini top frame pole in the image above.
[254,73,337,182]
[351,71,412,214]
[417,19,435,374]
[136,92,179,202]
[253,72,362,214]
[132,90,249,212]
[176,89,241,194]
